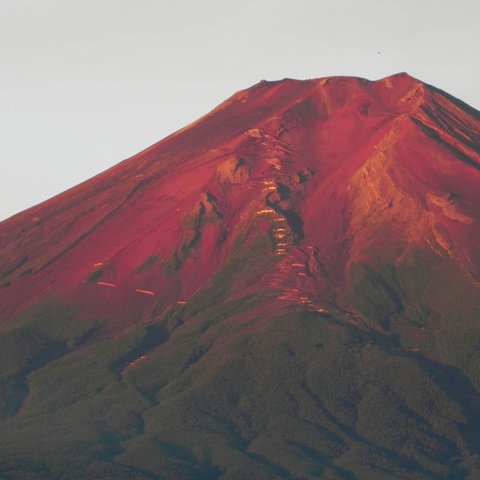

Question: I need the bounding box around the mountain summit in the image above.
[1,73,480,479]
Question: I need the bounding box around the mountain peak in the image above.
[1,73,478,326]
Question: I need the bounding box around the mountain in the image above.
[0,73,479,480]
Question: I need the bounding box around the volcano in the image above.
[0,73,480,480]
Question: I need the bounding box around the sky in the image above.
[1,0,479,221]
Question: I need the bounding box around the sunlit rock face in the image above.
[0,74,479,480]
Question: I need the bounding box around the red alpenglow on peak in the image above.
[0,73,479,331]
[1,73,480,479]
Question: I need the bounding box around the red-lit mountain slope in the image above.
[0,74,480,480]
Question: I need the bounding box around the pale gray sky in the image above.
[1,0,479,221]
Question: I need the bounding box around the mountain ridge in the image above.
[0,73,479,479]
